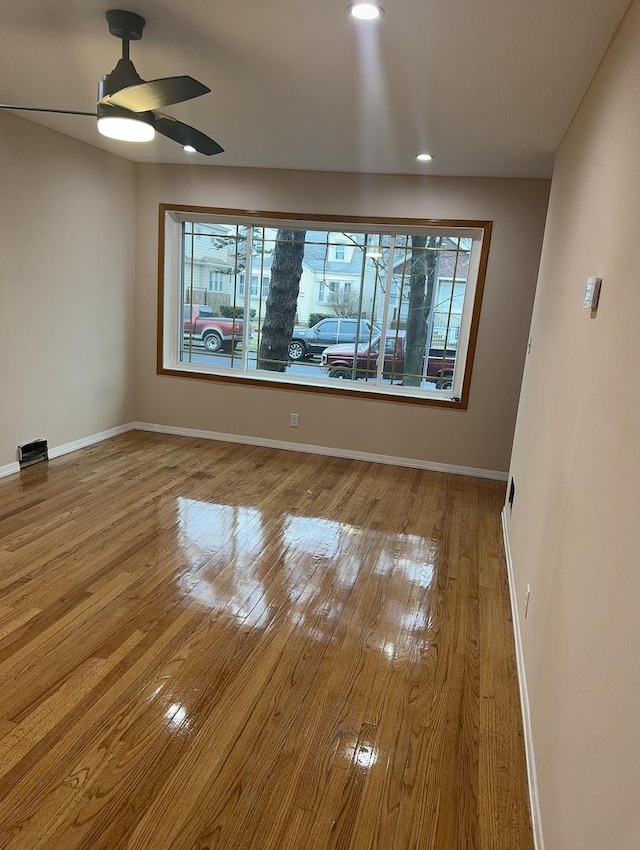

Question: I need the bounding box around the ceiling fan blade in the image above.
[153,114,223,156]
[0,104,96,116]
[103,76,210,113]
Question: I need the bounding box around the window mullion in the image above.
[351,234,369,380]
[453,237,481,397]
[440,243,461,368]
[375,235,396,385]
[241,226,253,372]
[185,224,196,362]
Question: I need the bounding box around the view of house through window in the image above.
[160,208,491,405]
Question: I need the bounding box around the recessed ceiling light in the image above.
[184,145,197,153]
[349,4,383,21]
[416,153,433,162]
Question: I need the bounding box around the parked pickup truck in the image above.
[321,332,456,389]
[183,304,249,352]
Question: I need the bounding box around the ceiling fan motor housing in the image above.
[98,58,144,103]
[99,10,151,123]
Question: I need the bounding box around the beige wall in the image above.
[505,2,640,847]
[135,167,549,473]
[0,112,136,469]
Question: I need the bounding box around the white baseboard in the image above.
[501,508,544,850]
[134,421,508,481]
[1,420,508,483]
[0,423,135,480]
[47,422,135,460]
[0,460,20,480]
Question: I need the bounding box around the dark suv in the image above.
[288,318,380,361]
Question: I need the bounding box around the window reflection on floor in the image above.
[168,496,440,660]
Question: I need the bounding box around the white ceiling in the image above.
[0,0,630,177]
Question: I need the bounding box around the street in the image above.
[181,348,325,378]
[180,348,440,389]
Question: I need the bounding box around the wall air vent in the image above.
[18,438,49,468]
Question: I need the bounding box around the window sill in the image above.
[157,360,467,409]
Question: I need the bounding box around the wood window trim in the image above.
[157,204,493,410]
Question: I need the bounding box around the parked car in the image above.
[183,304,249,352]
[321,332,456,388]
[288,317,380,361]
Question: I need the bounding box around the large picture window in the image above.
[158,206,492,407]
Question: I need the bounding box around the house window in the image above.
[431,278,466,349]
[333,244,346,261]
[209,270,224,292]
[162,207,492,408]
[319,280,355,316]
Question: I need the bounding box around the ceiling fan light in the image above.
[97,115,155,142]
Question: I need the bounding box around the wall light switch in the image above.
[583,277,602,310]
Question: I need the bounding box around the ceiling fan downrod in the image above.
[106,9,146,52]
[99,10,147,103]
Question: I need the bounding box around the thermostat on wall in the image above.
[583,276,602,310]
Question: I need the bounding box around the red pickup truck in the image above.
[321,332,456,389]
[183,304,248,352]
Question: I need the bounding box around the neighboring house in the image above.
[182,222,236,293]
[383,236,471,352]
[302,232,371,320]
[182,226,370,324]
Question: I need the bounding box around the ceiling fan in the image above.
[0,9,223,155]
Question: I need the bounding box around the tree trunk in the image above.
[258,229,306,371]
[403,235,436,385]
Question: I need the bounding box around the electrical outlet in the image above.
[524,584,531,618]
[290,413,299,428]
[583,276,602,310]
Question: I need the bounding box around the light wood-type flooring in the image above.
[0,432,532,849]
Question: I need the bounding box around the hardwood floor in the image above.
[0,433,532,849]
